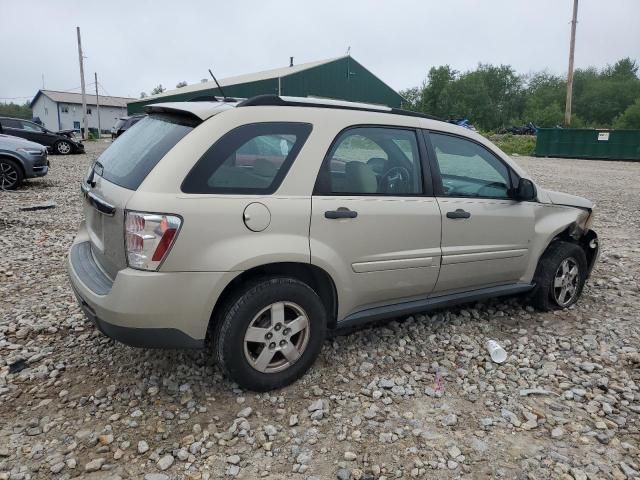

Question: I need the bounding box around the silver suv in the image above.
[68,96,599,391]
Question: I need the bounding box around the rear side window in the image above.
[182,122,312,194]
[97,114,196,190]
[315,127,424,195]
[1,119,22,129]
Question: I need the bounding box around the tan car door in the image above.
[425,131,535,293]
[310,126,442,321]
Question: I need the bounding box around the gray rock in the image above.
[144,475,169,480]
[84,458,105,472]
[344,451,357,461]
[138,440,149,454]
[156,454,174,471]
[441,414,458,427]
[337,468,351,480]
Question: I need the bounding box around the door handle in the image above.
[325,207,358,219]
[446,209,471,219]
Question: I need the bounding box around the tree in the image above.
[139,92,147,99]
[400,58,640,131]
[603,57,638,80]
[150,84,166,95]
[176,81,188,88]
[422,65,457,118]
[614,98,640,129]
[0,101,32,119]
[399,86,422,111]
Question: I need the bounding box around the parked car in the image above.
[0,117,84,155]
[68,95,599,391]
[0,134,48,189]
[112,114,146,139]
[447,117,477,131]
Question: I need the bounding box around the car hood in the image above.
[0,134,45,150]
[542,189,594,210]
[55,129,81,140]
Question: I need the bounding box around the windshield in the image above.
[97,114,197,190]
[113,119,127,130]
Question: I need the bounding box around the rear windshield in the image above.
[113,118,127,130]
[97,114,196,190]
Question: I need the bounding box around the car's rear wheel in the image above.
[212,277,327,391]
[529,241,588,311]
[0,158,23,190]
[55,140,72,155]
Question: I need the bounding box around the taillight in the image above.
[125,211,182,271]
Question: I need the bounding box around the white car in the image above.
[68,95,599,391]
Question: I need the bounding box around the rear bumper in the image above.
[67,236,237,349]
[70,283,203,348]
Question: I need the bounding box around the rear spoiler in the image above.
[143,101,237,121]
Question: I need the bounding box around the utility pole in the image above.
[94,72,101,138]
[564,0,579,127]
[76,26,88,140]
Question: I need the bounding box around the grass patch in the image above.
[487,134,536,156]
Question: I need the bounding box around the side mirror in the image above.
[515,178,536,201]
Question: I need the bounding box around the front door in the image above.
[426,131,535,293]
[20,120,53,146]
[310,126,442,321]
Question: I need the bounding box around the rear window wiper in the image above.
[86,161,104,188]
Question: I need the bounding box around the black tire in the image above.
[529,241,588,311]
[0,158,24,190]
[55,140,72,155]
[212,277,327,391]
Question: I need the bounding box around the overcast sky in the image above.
[1,0,639,102]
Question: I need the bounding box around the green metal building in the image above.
[127,56,405,114]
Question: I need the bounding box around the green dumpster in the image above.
[535,128,640,160]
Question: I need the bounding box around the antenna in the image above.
[208,69,227,99]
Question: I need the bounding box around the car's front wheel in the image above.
[530,241,588,311]
[212,277,327,391]
[55,140,72,155]
[0,158,23,190]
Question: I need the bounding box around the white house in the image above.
[30,90,136,133]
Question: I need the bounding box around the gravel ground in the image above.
[1,142,640,480]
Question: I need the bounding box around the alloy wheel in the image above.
[0,162,18,189]
[553,257,580,307]
[243,301,310,373]
[57,141,71,154]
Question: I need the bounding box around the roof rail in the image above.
[190,95,244,103]
[237,95,441,121]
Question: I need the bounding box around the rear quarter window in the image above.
[181,122,312,194]
[97,114,197,190]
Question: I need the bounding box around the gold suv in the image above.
[68,95,599,391]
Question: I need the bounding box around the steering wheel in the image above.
[477,181,508,197]
[381,166,411,194]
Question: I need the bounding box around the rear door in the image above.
[1,118,29,141]
[310,126,442,320]
[83,114,196,278]
[425,131,535,293]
